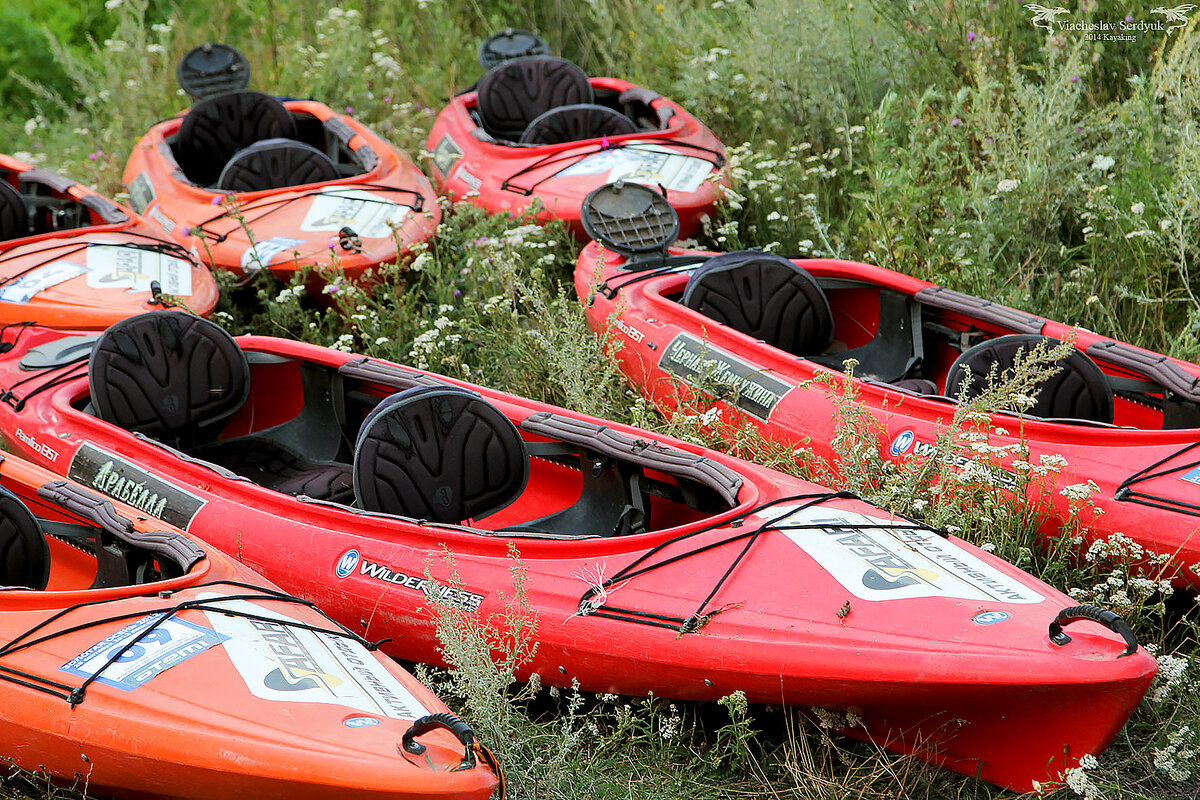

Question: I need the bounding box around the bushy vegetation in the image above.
[7,0,1200,798]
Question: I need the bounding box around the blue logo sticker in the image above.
[1181,466,1200,486]
[61,614,228,691]
[973,611,1010,625]
[344,716,381,728]
[889,430,915,457]
[336,549,360,579]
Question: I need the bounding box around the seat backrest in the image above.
[945,333,1115,423]
[175,91,298,186]
[89,311,250,443]
[519,104,638,145]
[217,138,339,192]
[682,251,835,356]
[475,56,593,140]
[0,485,49,591]
[353,386,529,523]
[0,179,29,242]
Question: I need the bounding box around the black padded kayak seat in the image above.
[892,378,939,395]
[89,311,250,446]
[0,179,29,242]
[200,439,354,504]
[475,56,593,140]
[946,334,1115,423]
[174,91,298,186]
[217,138,338,192]
[682,251,835,357]
[354,386,529,523]
[519,104,638,145]
[0,486,49,591]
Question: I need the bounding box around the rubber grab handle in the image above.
[1048,604,1138,657]
[401,712,478,770]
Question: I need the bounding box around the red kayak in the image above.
[122,44,439,282]
[426,51,730,240]
[0,311,1156,791]
[0,451,499,800]
[0,153,218,330]
[573,181,1200,586]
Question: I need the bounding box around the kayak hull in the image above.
[122,100,440,282]
[575,241,1200,587]
[0,453,498,800]
[0,153,218,330]
[427,77,730,240]
[0,327,1156,791]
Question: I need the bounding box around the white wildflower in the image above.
[996,178,1020,193]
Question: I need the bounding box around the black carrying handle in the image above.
[401,712,478,770]
[1048,605,1139,657]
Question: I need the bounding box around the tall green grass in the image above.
[6,0,1200,798]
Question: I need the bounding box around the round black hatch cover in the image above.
[478,28,551,70]
[580,181,680,256]
[177,43,251,101]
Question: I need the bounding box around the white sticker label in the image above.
[240,236,306,271]
[763,506,1044,603]
[300,188,411,239]
[85,244,193,296]
[558,144,713,193]
[203,596,429,720]
[0,261,88,303]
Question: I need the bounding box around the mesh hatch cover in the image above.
[174,91,298,186]
[217,139,339,192]
[475,56,592,140]
[353,386,528,523]
[177,43,251,101]
[89,311,249,444]
[682,252,835,356]
[478,29,551,70]
[580,181,678,256]
[946,334,1115,423]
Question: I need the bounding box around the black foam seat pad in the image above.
[519,104,638,145]
[0,180,29,242]
[217,138,339,192]
[475,56,593,140]
[946,334,1115,423]
[353,386,529,523]
[0,485,49,590]
[175,91,298,186]
[89,311,250,444]
[682,251,835,356]
[201,438,354,504]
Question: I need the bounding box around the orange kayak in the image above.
[0,154,218,330]
[122,96,440,282]
[0,452,500,800]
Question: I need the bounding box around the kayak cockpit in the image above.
[671,255,1200,430]
[0,162,129,244]
[584,181,1200,432]
[0,475,203,594]
[66,311,741,538]
[463,56,676,147]
[156,94,376,191]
